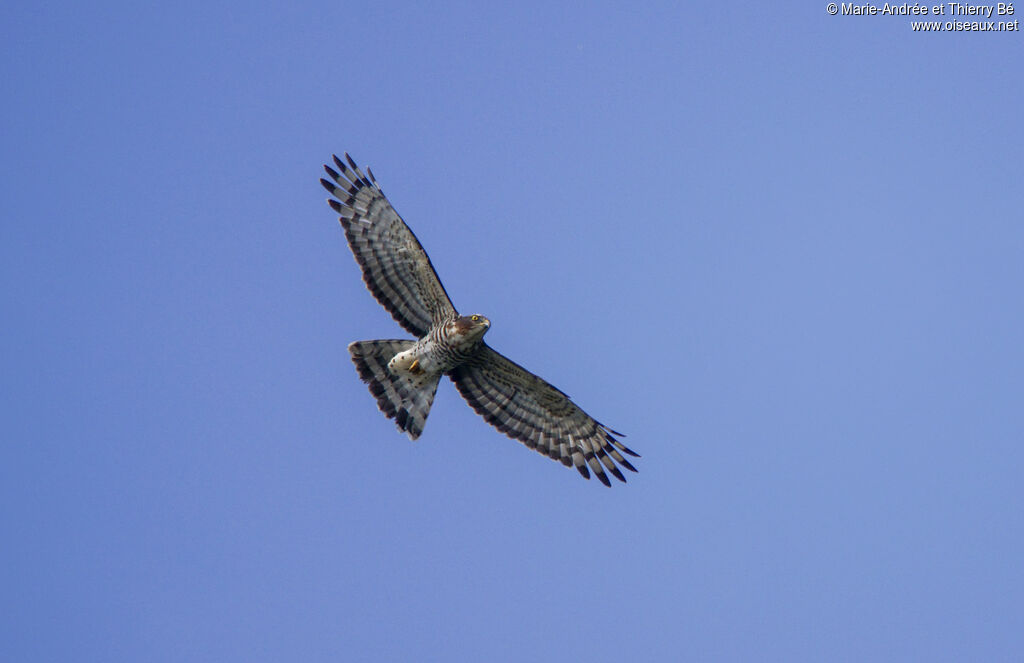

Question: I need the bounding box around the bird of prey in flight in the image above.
[321,153,638,486]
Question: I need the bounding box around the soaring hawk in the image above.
[321,153,639,486]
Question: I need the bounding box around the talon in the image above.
[409,359,421,374]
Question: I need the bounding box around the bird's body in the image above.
[388,314,491,377]
[322,153,639,486]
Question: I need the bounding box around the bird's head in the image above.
[451,314,491,344]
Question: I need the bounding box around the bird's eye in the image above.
[471,315,479,321]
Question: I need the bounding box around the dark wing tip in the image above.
[610,436,641,458]
[346,153,359,170]
[320,178,336,194]
[327,198,343,213]
[596,472,612,488]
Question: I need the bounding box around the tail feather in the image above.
[348,340,440,440]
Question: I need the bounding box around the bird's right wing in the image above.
[448,344,639,486]
[321,154,457,337]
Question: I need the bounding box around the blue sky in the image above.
[3,1,1022,661]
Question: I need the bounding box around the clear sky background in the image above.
[3,2,1022,661]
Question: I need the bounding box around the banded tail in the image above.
[348,340,441,440]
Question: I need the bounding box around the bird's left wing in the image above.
[448,344,639,486]
[321,154,457,337]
